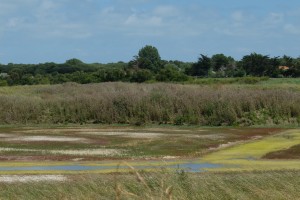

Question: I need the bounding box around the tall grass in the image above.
[0,82,299,126]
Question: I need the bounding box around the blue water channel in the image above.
[0,162,221,172]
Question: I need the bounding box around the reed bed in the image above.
[0,82,299,126]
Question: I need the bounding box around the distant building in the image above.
[0,73,8,78]
[278,66,289,71]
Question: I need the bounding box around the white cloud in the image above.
[101,6,115,15]
[39,0,59,10]
[1,0,92,39]
[153,5,179,17]
[231,11,244,22]
[124,14,162,26]
[263,12,284,27]
[284,24,300,35]
[7,17,25,28]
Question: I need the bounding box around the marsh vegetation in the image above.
[0,127,282,162]
[0,81,299,126]
[0,79,299,199]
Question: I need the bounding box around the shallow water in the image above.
[0,162,221,172]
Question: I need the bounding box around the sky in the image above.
[1,0,300,64]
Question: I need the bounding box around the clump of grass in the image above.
[0,82,299,126]
[114,163,174,200]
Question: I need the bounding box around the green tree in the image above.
[280,55,294,67]
[211,54,236,77]
[156,64,189,82]
[188,54,211,77]
[284,56,300,77]
[130,69,153,83]
[129,45,162,72]
[65,58,84,66]
[211,54,230,71]
[241,53,271,76]
[7,67,24,85]
[268,57,281,77]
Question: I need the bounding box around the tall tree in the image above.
[188,54,211,77]
[280,55,294,67]
[129,45,162,72]
[241,53,271,76]
[211,54,230,71]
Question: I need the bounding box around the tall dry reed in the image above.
[0,82,299,126]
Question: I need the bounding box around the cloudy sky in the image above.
[1,0,300,64]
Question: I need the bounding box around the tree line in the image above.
[0,45,299,86]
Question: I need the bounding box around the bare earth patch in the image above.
[162,156,179,159]
[79,131,166,138]
[0,175,66,183]
[183,134,225,139]
[78,131,222,139]
[8,136,86,142]
[208,136,263,151]
[17,128,136,134]
[0,134,14,138]
[142,128,192,132]
[50,149,123,156]
[0,148,124,156]
[0,148,37,152]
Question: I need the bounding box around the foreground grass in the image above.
[0,170,299,200]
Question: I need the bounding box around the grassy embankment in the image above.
[0,79,299,126]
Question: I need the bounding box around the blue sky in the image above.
[1,0,300,64]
